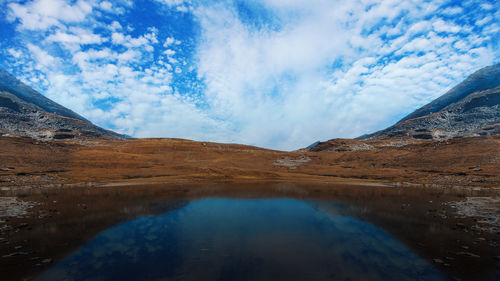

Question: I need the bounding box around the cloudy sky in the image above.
[0,0,499,150]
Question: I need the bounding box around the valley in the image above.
[1,64,499,281]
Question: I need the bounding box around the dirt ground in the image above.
[0,135,499,189]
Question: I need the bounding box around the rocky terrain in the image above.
[0,69,123,140]
[361,63,500,140]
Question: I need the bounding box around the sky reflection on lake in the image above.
[37,198,447,281]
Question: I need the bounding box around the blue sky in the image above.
[0,0,499,150]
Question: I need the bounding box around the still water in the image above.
[37,198,447,281]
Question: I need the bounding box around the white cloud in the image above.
[111,32,126,44]
[154,0,192,12]
[163,37,181,47]
[7,48,22,59]
[99,1,113,12]
[110,21,122,31]
[27,43,59,69]
[46,29,106,46]
[163,49,176,56]
[432,19,462,33]
[111,31,158,48]
[480,3,494,10]
[476,15,492,26]
[441,6,463,16]
[397,37,432,54]
[8,0,94,30]
[117,49,140,63]
[407,21,432,35]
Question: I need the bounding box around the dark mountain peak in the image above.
[0,69,89,122]
[399,63,500,123]
[0,69,123,140]
[360,63,500,140]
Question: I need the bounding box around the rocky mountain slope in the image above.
[362,63,500,140]
[0,69,123,140]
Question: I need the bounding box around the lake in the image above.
[2,183,498,281]
[36,198,447,281]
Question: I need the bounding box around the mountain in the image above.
[0,69,123,140]
[362,63,500,140]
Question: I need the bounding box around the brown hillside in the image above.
[1,135,499,188]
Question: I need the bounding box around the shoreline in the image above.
[2,177,499,195]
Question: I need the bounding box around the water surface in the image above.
[37,198,447,281]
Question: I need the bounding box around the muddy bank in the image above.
[0,182,499,281]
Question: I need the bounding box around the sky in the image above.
[0,0,499,150]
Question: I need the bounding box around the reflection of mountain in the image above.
[37,199,445,281]
[361,63,500,139]
[0,69,123,140]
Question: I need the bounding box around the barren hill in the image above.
[0,69,123,140]
[362,63,500,140]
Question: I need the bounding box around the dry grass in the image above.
[0,135,499,188]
